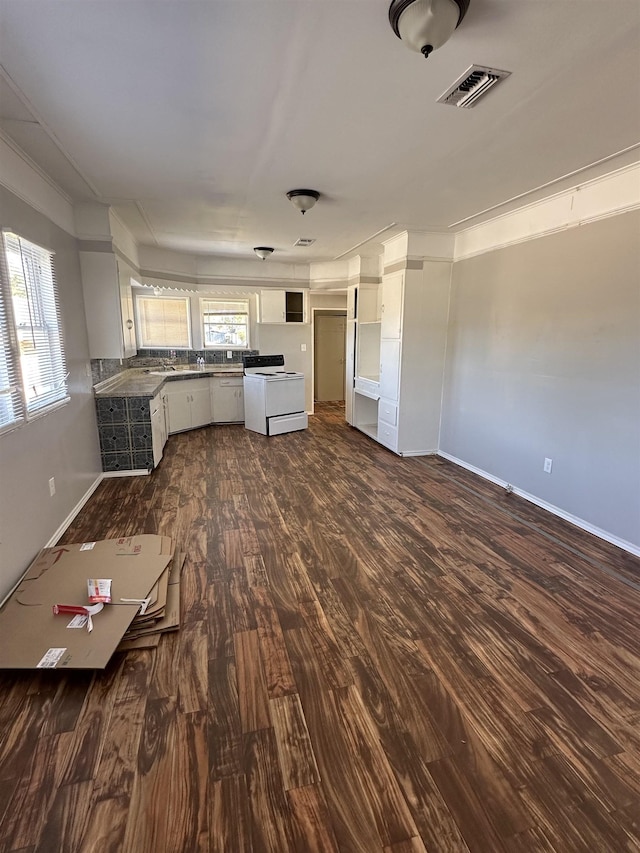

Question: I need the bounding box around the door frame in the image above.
[311,308,347,414]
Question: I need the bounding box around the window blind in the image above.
[0,239,24,431]
[202,299,249,348]
[0,231,68,431]
[137,296,191,348]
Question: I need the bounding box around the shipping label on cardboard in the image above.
[37,648,67,668]
[115,537,143,555]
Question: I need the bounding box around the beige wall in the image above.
[0,186,102,596]
[440,210,640,549]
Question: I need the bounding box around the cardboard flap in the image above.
[0,598,141,669]
[16,553,172,606]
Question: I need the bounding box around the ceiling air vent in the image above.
[437,65,511,108]
[294,238,315,247]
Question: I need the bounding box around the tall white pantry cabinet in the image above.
[350,259,451,456]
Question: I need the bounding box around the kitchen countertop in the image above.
[94,365,244,398]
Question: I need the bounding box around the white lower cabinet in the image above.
[166,378,213,434]
[150,393,167,467]
[377,420,398,453]
[211,377,244,423]
[378,399,397,427]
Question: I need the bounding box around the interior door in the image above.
[314,313,346,401]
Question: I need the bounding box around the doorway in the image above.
[313,311,347,402]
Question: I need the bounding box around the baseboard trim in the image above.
[46,473,105,547]
[103,468,150,478]
[437,451,640,558]
[1,474,105,610]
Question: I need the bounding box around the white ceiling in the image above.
[0,0,639,263]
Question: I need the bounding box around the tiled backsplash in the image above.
[91,349,258,385]
[91,358,128,385]
[136,348,257,364]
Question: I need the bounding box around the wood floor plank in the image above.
[32,779,94,853]
[252,585,298,699]
[120,695,176,853]
[76,795,130,853]
[284,624,399,853]
[242,728,296,853]
[0,732,73,851]
[234,629,271,734]
[177,619,209,714]
[208,654,242,780]
[286,783,339,853]
[332,682,428,847]
[210,775,253,853]
[348,655,472,852]
[269,693,320,791]
[57,657,126,787]
[165,710,209,852]
[90,650,155,801]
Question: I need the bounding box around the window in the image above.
[0,230,68,433]
[202,299,250,348]
[136,295,191,348]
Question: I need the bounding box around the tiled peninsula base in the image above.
[96,395,155,473]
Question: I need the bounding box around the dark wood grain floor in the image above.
[1,402,639,852]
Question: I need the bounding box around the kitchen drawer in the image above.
[215,377,243,387]
[378,399,397,426]
[354,377,380,399]
[377,421,398,453]
[268,412,308,435]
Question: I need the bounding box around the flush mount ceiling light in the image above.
[286,189,320,215]
[254,246,274,260]
[389,0,470,59]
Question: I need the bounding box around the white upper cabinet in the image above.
[260,290,306,323]
[380,271,403,339]
[80,252,138,360]
[119,268,137,358]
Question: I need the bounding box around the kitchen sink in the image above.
[148,369,202,376]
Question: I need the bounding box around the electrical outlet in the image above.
[543,457,553,474]
[301,343,307,352]
[226,350,233,359]
[48,477,56,496]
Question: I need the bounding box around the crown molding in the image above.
[454,162,640,261]
[0,131,75,235]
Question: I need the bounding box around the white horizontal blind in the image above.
[0,236,24,431]
[137,296,191,348]
[202,299,249,348]
[1,231,68,427]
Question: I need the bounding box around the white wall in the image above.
[440,209,640,551]
[0,185,102,596]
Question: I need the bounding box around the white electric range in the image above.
[242,354,308,436]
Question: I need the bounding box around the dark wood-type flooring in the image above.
[1,403,640,852]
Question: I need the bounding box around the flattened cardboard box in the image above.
[116,553,186,652]
[0,535,173,669]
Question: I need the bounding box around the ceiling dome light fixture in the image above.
[286,189,320,215]
[254,246,274,260]
[389,0,470,59]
